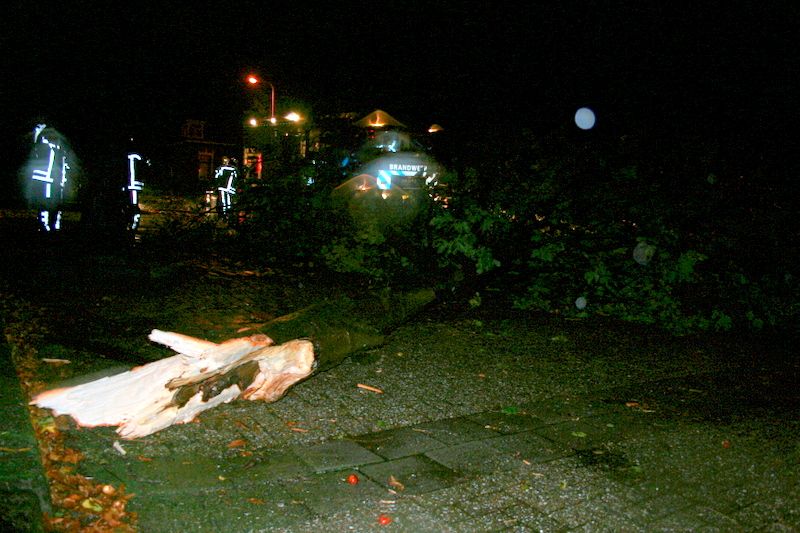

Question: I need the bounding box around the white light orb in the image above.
[633,242,656,265]
[575,107,596,130]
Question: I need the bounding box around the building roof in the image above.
[355,109,407,129]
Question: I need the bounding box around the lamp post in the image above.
[246,74,275,123]
[244,73,281,179]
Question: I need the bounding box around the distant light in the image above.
[574,107,596,130]
[248,117,258,127]
[369,112,385,128]
[377,169,392,190]
[246,75,259,85]
[285,112,301,122]
[269,117,277,124]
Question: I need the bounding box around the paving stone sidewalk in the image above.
[69,379,799,532]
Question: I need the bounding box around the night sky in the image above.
[2,2,798,171]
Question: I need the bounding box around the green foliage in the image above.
[320,200,435,287]
[423,127,797,335]
[142,198,220,254]
[430,204,502,275]
[156,123,796,336]
[233,166,340,265]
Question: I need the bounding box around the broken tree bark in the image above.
[30,288,436,439]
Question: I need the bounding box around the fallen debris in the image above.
[387,475,405,492]
[357,383,384,394]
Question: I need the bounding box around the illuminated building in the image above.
[166,119,236,194]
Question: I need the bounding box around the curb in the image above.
[0,343,49,533]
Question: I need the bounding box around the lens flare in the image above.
[575,107,596,130]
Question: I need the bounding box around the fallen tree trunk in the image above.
[31,288,436,439]
[32,332,315,439]
[257,288,435,371]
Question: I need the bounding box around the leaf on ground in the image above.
[36,416,57,434]
[60,494,82,508]
[388,475,405,492]
[81,498,103,512]
[227,439,247,448]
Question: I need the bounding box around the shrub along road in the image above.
[1,227,798,531]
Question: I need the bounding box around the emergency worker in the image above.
[122,151,144,232]
[214,156,238,215]
[28,123,70,231]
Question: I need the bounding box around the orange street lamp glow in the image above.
[245,73,276,121]
[369,112,385,127]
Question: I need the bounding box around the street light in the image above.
[246,73,275,122]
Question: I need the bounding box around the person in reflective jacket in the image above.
[214,157,238,215]
[28,123,70,231]
[122,152,144,231]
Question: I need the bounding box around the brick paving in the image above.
[3,312,799,532]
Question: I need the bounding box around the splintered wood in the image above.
[31,330,315,439]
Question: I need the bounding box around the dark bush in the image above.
[162,123,797,336]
